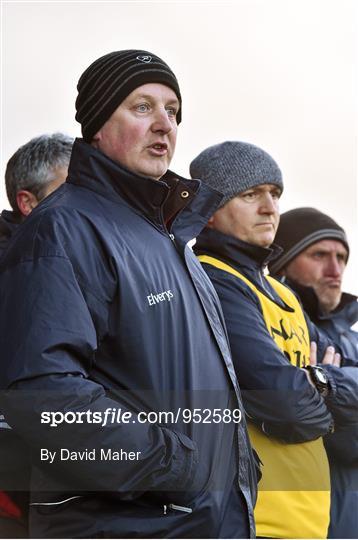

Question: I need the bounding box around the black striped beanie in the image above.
[75,50,182,142]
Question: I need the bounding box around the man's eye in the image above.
[272,190,281,199]
[136,103,150,112]
[242,192,256,200]
[166,107,177,118]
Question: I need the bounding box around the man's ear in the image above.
[206,215,215,229]
[16,190,39,217]
[91,129,102,148]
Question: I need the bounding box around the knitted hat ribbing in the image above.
[190,141,283,207]
[269,207,349,275]
[75,50,182,142]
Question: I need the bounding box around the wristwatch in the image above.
[305,366,330,397]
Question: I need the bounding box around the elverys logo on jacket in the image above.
[147,289,174,306]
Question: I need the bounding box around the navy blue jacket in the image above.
[284,279,358,539]
[195,228,338,442]
[0,140,257,539]
[286,281,358,364]
[195,230,358,435]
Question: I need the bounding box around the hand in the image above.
[310,342,341,367]
[309,342,318,366]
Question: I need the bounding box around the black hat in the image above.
[269,207,349,275]
[75,50,182,142]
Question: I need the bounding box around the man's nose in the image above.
[151,107,173,133]
[260,193,276,214]
[325,256,342,277]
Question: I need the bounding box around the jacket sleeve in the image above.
[321,365,358,425]
[204,267,333,444]
[306,317,358,427]
[0,254,197,497]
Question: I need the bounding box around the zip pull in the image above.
[258,270,274,300]
[169,233,175,242]
[168,503,192,514]
[163,504,167,515]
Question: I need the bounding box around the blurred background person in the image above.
[0,133,73,256]
[0,132,73,538]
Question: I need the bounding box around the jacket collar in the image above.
[0,210,20,240]
[284,277,358,324]
[67,139,223,245]
[0,210,21,256]
[195,227,283,270]
[336,293,358,326]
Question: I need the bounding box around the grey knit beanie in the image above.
[190,141,283,207]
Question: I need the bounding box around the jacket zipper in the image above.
[163,503,192,514]
[30,495,83,507]
[258,269,274,300]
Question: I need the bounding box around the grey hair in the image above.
[5,133,74,215]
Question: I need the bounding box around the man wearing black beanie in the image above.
[0,51,257,538]
[270,207,358,539]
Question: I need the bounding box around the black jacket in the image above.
[0,140,257,539]
[283,279,358,539]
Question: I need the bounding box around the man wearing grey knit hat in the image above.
[0,54,257,538]
[191,141,348,539]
